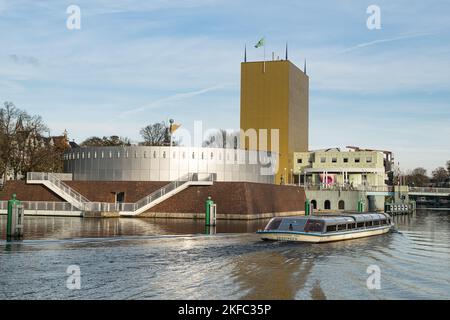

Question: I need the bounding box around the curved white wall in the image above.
[63,146,276,183]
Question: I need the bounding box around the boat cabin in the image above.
[264,213,392,234]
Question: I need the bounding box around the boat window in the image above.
[304,220,324,232]
[365,221,373,227]
[265,218,282,230]
[357,222,364,228]
[380,219,387,225]
[347,223,356,229]
[338,224,347,231]
[373,220,380,226]
[326,225,337,232]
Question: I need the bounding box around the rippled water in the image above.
[0,210,449,299]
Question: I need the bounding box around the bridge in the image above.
[300,184,450,197]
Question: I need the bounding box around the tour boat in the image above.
[257,213,394,243]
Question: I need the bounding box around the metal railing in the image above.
[0,201,79,211]
[80,172,214,213]
[25,172,214,213]
[89,172,215,213]
[299,183,394,192]
[27,172,90,205]
[409,187,450,194]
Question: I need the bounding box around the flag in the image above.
[254,37,265,48]
[170,123,181,134]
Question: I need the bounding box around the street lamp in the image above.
[169,119,174,147]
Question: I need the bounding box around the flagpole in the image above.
[263,44,265,73]
[263,37,266,73]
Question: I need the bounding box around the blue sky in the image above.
[1,0,450,173]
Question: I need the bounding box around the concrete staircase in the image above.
[27,172,90,210]
[26,172,214,216]
[117,173,214,217]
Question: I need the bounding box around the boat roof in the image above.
[278,212,389,224]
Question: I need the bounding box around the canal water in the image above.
[0,210,449,299]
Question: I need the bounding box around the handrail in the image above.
[299,183,394,192]
[409,187,450,193]
[26,172,214,213]
[27,172,90,204]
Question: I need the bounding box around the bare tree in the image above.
[405,167,430,187]
[203,129,239,149]
[0,102,55,181]
[431,167,449,186]
[140,122,170,146]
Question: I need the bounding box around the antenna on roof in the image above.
[285,42,288,60]
[304,59,307,75]
[244,44,247,62]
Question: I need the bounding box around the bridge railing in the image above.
[409,187,450,194]
[299,184,394,192]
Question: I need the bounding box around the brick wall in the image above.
[0,180,306,215]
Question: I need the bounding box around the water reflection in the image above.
[0,210,449,299]
[0,216,269,240]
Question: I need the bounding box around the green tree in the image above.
[81,135,131,147]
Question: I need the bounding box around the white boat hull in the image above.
[258,226,392,243]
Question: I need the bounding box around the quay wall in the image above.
[0,180,306,218]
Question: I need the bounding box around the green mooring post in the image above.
[205,196,214,226]
[305,198,310,216]
[7,194,21,242]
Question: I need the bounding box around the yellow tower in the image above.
[240,60,309,184]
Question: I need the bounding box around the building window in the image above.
[343,158,348,163]
[117,152,120,158]
[82,152,85,159]
[332,157,337,163]
[173,152,176,159]
[144,151,147,158]
[182,152,186,159]
[338,200,345,210]
[324,200,331,210]
[366,157,372,163]
[125,151,129,158]
[101,151,104,158]
[297,158,302,164]
[320,157,326,163]
[211,152,214,160]
[311,200,317,209]
[94,152,97,158]
[192,152,195,159]
[87,152,90,159]
[134,151,137,158]
[162,151,166,158]
[355,158,360,163]
[201,152,204,160]
[153,151,156,159]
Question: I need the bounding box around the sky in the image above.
[0,0,450,173]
